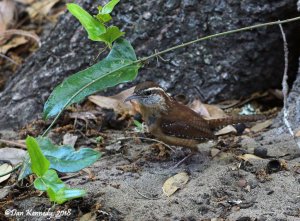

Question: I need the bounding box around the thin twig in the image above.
[0,139,26,149]
[124,182,162,200]
[0,53,19,65]
[154,49,169,63]
[1,29,41,47]
[90,46,108,65]
[117,136,175,152]
[139,16,300,62]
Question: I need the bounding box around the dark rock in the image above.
[0,0,299,130]
[254,146,268,158]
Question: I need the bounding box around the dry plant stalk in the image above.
[278,23,300,148]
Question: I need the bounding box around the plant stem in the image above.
[139,16,300,62]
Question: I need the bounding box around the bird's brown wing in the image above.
[160,103,215,140]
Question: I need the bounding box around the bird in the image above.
[124,81,264,152]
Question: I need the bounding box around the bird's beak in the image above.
[124,94,140,103]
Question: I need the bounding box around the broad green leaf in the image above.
[37,137,101,173]
[43,38,140,119]
[101,0,120,14]
[20,137,101,178]
[47,187,86,204]
[67,3,106,41]
[46,148,100,172]
[25,136,50,177]
[34,169,65,192]
[97,26,125,48]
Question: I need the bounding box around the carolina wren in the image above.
[125,81,264,151]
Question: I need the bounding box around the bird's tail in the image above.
[206,114,265,128]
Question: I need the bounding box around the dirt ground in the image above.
[2,120,300,221]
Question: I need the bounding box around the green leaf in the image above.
[133,120,143,132]
[97,26,125,48]
[95,0,120,23]
[25,136,50,177]
[67,3,106,41]
[47,187,57,202]
[43,38,140,119]
[36,137,101,173]
[20,137,101,179]
[95,13,112,23]
[34,169,65,192]
[101,0,120,14]
[47,187,86,204]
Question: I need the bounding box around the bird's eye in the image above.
[144,91,152,96]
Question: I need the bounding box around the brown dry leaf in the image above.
[0,147,26,165]
[0,0,15,33]
[0,186,11,199]
[295,130,300,137]
[82,168,95,179]
[0,163,13,184]
[211,147,221,157]
[0,36,28,54]
[189,99,210,117]
[162,172,189,197]
[189,99,227,119]
[62,133,78,147]
[79,212,97,221]
[215,125,237,136]
[250,119,273,133]
[47,5,66,23]
[238,154,263,161]
[89,95,126,113]
[110,86,135,101]
[27,0,60,19]
[69,111,97,122]
[89,86,139,115]
[204,104,228,119]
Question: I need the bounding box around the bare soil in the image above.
[2,123,300,221]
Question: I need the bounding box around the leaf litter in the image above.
[162,172,189,197]
[0,0,64,87]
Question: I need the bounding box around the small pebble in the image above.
[234,123,246,135]
[248,179,258,189]
[237,179,247,188]
[142,12,152,20]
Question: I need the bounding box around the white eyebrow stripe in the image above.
[144,87,165,92]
